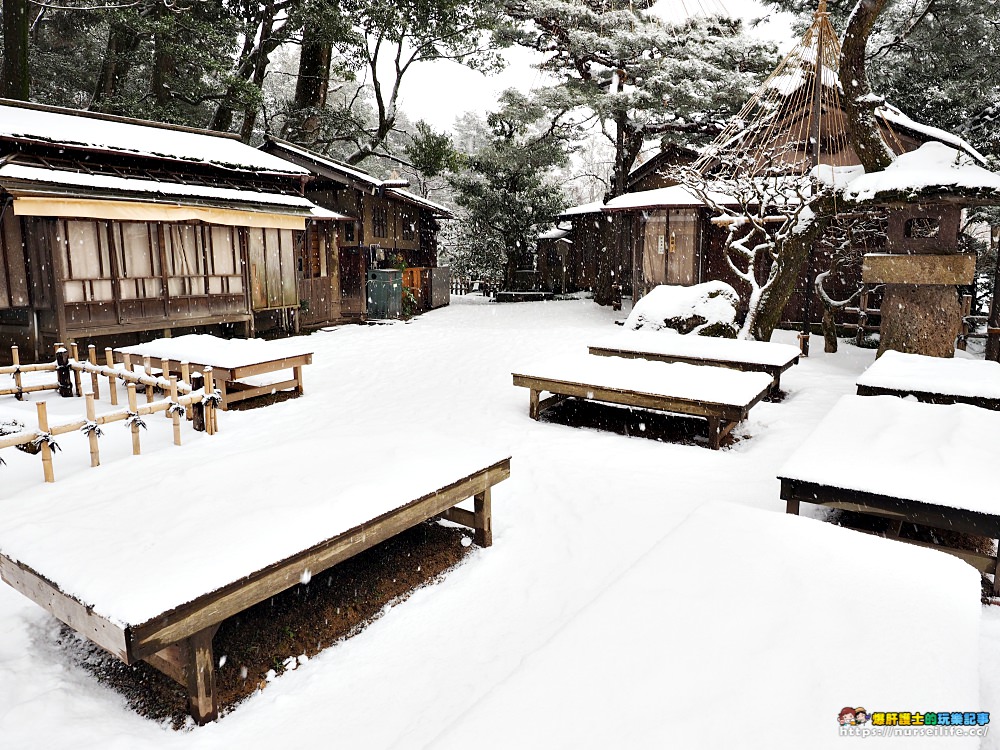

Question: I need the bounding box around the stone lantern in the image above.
[861,200,976,358]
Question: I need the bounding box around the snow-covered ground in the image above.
[0,295,996,748]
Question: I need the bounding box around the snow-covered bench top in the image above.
[590,332,801,369]
[857,350,1000,402]
[0,437,509,630]
[118,334,313,370]
[779,395,1000,515]
[431,502,981,748]
[515,354,774,407]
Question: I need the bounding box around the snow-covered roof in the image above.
[559,200,606,217]
[262,138,453,217]
[263,138,382,188]
[0,102,308,175]
[385,187,453,218]
[603,184,735,211]
[842,142,1000,202]
[878,105,987,164]
[538,227,570,240]
[310,205,354,221]
[0,163,316,211]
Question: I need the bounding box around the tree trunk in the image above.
[1,0,30,100]
[151,22,176,108]
[750,207,832,341]
[91,23,141,110]
[821,307,839,353]
[294,22,332,111]
[840,0,895,172]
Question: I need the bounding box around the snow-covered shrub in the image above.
[624,282,740,337]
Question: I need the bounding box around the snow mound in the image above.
[624,282,740,337]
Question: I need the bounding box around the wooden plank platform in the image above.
[117,335,314,410]
[856,350,1000,411]
[778,395,1000,593]
[512,358,772,449]
[0,456,510,724]
[589,336,800,398]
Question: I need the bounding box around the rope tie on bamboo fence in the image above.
[80,421,103,438]
[31,432,60,453]
[124,412,147,431]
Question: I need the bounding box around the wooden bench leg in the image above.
[785,498,800,515]
[474,488,492,548]
[529,389,540,420]
[186,624,220,725]
[993,551,1000,597]
[707,417,721,450]
[293,365,304,397]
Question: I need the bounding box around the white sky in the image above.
[399,0,798,132]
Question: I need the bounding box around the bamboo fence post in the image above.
[169,376,182,446]
[162,358,172,419]
[127,383,141,456]
[11,345,23,401]
[55,347,73,398]
[69,343,83,396]
[143,355,154,404]
[181,362,193,421]
[36,401,54,483]
[204,367,217,435]
[105,348,118,406]
[88,344,100,400]
[85,392,100,467]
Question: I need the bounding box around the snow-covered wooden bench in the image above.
[117,334,313,410]
[856,350,1000,411]
[779,395,1000,592]
[512,355,772,449]
[588,335,800,398]
[0,446,510,724]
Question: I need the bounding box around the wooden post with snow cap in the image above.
[36,401,54,483]
[204,367,217,435]
[55,345,73,398]
[169,376,182,446]
[143,355,154,404]
[127,383,141,456]
[69,343,83,396]
[11,345,23,400]
[85,392,100,467]
[181,362,193,421]
[88,344,100,400]
[190,372,205,433]
[104,348,118,405]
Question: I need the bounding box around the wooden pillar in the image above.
[126,383,141,456]
[185,625,220,725]
[190,373,205,433]
[11,345,23,401]
[69,343,83,396]
[474,488,492,548]
[104,348,118,406]
[707,416,721,450]
[85,393,100,467]
[88,345,100,400]
[36,401,54,483]
[169,376,182,446]
[529,389,540,420]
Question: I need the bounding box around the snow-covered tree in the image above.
[502,1,778,303]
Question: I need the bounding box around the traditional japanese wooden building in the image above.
[0,99,354,362]
[259,138,453,325]
[555,4,986,331]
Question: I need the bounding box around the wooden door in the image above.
[667,209,698,285]
[298,224,340,326]
[339,246,365,317]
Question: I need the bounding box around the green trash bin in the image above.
[366,269,402,319]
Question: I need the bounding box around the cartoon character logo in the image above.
[855,708,869,725]
[839,707,857,726]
